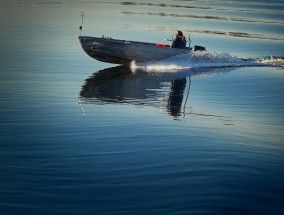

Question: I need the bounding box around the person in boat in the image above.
[171,31,186,49]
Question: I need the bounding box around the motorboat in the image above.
[78,35,206,65]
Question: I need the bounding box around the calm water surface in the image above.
[1,0,284,214]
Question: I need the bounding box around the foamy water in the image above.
[131,51,284,72]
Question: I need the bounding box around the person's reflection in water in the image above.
[167,78,187,118]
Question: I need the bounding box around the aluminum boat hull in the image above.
[78,36,195,65]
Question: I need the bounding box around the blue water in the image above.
[1,0,284,214]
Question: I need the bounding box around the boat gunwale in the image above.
[78,36,187,50]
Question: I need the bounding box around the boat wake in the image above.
[131,51,284,72]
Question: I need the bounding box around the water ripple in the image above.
[123,11,284,25]
[119,1,284,14]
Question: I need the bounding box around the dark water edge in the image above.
[1,0,284,214]
[1,126,284,215]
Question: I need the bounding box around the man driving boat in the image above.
[171,31,186,49]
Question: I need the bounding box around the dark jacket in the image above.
[171,36,186,49]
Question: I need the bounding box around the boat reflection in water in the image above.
[79,66,235,119]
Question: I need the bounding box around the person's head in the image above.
[176,31,183,37]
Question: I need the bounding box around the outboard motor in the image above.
[192,45,206,51]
